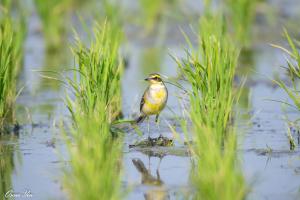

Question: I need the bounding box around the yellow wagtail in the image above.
[136,73,168,138]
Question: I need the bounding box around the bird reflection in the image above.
[132,158,170,200]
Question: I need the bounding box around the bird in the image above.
[136,73,168,138]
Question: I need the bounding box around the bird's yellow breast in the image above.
[141,83,167,115]
[143,99,165,115]
[154,89,167,99]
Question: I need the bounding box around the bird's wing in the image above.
[140,87,148,112]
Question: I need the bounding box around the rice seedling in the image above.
[0,11,26,132]
[174,14,246,199]
[139,0,164,31]
[67,21,123,122]
[287,126,296,150]
[271,30,300,150]
[0,0,11,11]
[101,0,122,26]
[178,14,237,143]
[34,0,70,51]
[64,111,123,200]
[224,0,258,47]
[272,29,300,110]
[86,0,122,27]
[63,21,123,200]
[138,0,179,32]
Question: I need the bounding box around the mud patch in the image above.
[129,135,174,148]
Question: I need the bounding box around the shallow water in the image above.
[1,0,300,200]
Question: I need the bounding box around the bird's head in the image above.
[144,73,163,84]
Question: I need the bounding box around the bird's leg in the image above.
[147,116,151,140]
[156,156,163,180]
[155,114,162,138]
[148,155,151,171]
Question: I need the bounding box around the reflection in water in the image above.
[0,134,20,198]
[132,158,163,186]
[132,157,169,200]
[144,187,169,200]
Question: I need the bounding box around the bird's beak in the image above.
[144,78,150,81]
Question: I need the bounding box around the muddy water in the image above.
[1,1,300,200]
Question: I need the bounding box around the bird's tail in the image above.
[135,115,146,124]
